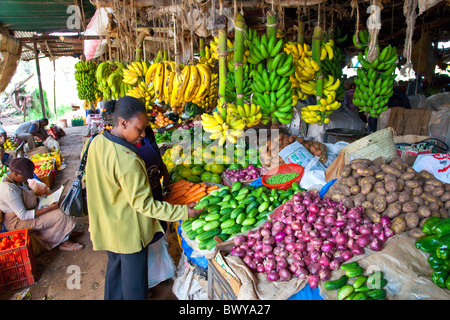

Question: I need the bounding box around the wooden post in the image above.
[34,42,46,119]
[53,59,57,121]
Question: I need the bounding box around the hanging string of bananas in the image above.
[74,60,102,103]
[198,45,218,68]
[96,61,133,101]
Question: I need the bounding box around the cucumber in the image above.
[345,292,358,300]
[227,224,243,234]
[236,213,247,225]
[191,219,207,231]
[258,201,270,213]
[246,201,260,214]
[186,230,198,240]
[193,200,209,210]
[231,182,242,193]
[221,219,236,229]
[207,205,221,214]
[242,217,256,226]
[216,201,231,207]
[222,194,232,203]
[368,278,387,289]
[354,285,371,293]
[241,225,253,233]
[367,271,384,285]
[340,261,360,271]
[243,195,257,205]
[196,228,221,242]
[237,187,250,197]
[352,275,367,289]
[234,193,247,201]
[231,207,245,219]
[261,192,270,203]
[230,199,238,209]
[208,196,223,205]
[203,220,220,231]
[217,234,230,242]
[219,212,232,222]
[182,220,194,232]
[204,213,221,221]
[220,207,233,216]
[345,266,364,278]
[351,292,368,300]
[247,208,260,218]
[217,189,229,198]
[366,289,386,300]
[324,275,348,290]
[337,284,354,300]
[198,212,209,220]
[198,238,219,250]
[256,211,270,220]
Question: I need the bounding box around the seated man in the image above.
[13,118,49,151]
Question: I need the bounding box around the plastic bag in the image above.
[412,153,450,184]
[27,178,51,196]
[43,136,59,151]
[147,235,176,288]
[299,156,327,190]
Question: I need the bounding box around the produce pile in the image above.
[2,136,21,151]
[326,158,449,238]
[415,217,450,289]
[230,190,394,287]
[165,179,219,205]
[0,231,26,251]
[74,60,102,102]
[34,159,55,178]
[0,165,7,180]
[182,182,303,251]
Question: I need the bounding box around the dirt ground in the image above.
[0,113,181,300]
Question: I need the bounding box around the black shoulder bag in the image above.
[60,134,97,217]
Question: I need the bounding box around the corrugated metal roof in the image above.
[0,0,96,33]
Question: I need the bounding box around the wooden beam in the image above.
[34,41,46,119]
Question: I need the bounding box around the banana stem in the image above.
[266,10,277,39]
[218,16,228,119]
[199,38,205,57]
[312,25,323,99]
[135,28,149,62]
[297,20,305,45]
[234,13,245,107]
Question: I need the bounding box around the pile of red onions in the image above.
[223,164,261,183]
[229,190,394,289]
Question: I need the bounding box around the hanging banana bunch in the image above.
[198,45,218,68]
[74,60,101,102]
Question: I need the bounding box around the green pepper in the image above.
[436,247,450,260]
[432,218,450,237]
[415,234,441,253]
[432,270,449,288]
[428,253,450,271]
[422,217,442,235]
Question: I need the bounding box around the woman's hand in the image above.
[187,202,203,219]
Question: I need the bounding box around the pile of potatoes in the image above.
[326,157,450,238]
[259,132,327,168]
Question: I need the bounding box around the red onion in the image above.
[277,258,288,269]
[335,232,348,245]
[311,238,323,249]
[293,193,302,202]
[347,208,362,220]
[296,267,309,279]
[230,247,246,258]
[274,231,287,242]
[233,236,247,246]
[308,204,319,214]
[293,251,303,261]
[310,250,321,262]
[291,221,302,231]
[302,255,312,266]
[380,215,391,228]
[284,225,294,235]
[321,241,335,252]
[296,241,306,251]
[263,236,275,246]
[260,228,271,237]
[384,227,395,238]
[284,234,296,244]
[356,235,370,247]
[359,224,372,235]
[314,222,326,231]
[351,243,365,255]
[318,269,331,281]
[254,241,263,252]
[246,261,257,271]
[262,244,273,254]
[335,218,347,228]
[324,214,336,226]
[309,229,320,238]
[286,242,296,252]
[262,221,272,230]
[267,270,280,281]
[307,212,317,223]
[369,238,384,251]
[273,221,285,233]
[377,231,387,242]
[256,263,265,273]
[329,260,340,271]
[302,222,312,232]
[342,250,353,261]
[247,237,256,247]
[372,223,383,236]
[308,262,321,275]
[318,255,330,266]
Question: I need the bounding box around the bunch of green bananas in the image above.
[353,29,369,49]
[96,61,131,100]
[246,31,285,65]
[74,60,100,102]
[198,45,218,68]
[352,45,398,118]
[225,63,254,103]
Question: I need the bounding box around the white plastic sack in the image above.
[299,156,327,190]
[43,136,59,151]
[147,235,176,288]
[172,254,208,300]
[412,153,450,184]
[27,178,50,196]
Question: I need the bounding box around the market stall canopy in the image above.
[0,0,97,60]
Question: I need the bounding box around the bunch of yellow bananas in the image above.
[198,45,217,68]
[122,61,150,85]
[193,73,218,111]
[301,75,342,125]
[201,112,245,146]
[320,39,334,61]
[284,42,315,100]
[210,37,250,70]
[126,82,155,109]
[225,103,262,128]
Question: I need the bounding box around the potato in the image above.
[385,202,402,218]
[375,172,386,181]
[353,193,366,207]
[424,184,435,193]
[374,182,387,196]
[421,193,439,204]
[373,196,387,213]
[362,201,374,210]
[340,165,352,178]
[346,177,357,187]
[408,228,426,239]
[366,191,379,202]
[441,191,450,202]
[398,191,411,203]
[342,197,354,208]
[356,168,375,177]
[412,187,423,196]
[391,215,407,234]
[412,195,425,206]
[368,165,382,174]
[360,183,373,195]
[360,176,376,186]
[418,205,431,218]
[445,184,450,192]
[339,184,352,197]
[402,201,419,213]
[439,207,449,219]
[350,185,361,195]
[405,212,420,229]
[365,209,381,223]
[446,200,450,210]
[400,172,416,181]
[425,179,443,188]
[405,180,421,189]
[385,192,399,204]
[432,186,445,198]
[420,170,434,180]
[331,193,346,203]
[428,202,440,212]
[385,180,398,193]
[384,173,397,182]
[381,164,402,177]
[351,161,369,171]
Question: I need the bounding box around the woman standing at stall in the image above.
[84,96,202,300]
